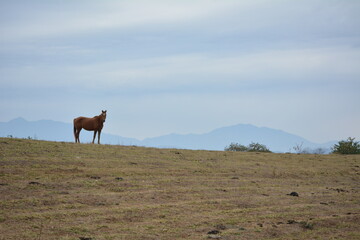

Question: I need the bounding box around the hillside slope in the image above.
[0,138,359,240]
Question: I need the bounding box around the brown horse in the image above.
[73,110,107,144]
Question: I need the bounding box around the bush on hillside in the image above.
[332,137,360,154]
[225,142,271,153]
[247,142,271,152]
[224,143,248,152]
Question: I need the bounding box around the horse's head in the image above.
[101,110,107,123]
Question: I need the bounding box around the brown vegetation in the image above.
[0,138,359,239]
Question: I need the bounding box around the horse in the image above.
[73,110,107,144]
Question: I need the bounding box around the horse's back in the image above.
[73,117,86,127]
[74,116,99,131]
[74,116,86,120]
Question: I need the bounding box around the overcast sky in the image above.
[1,0,359,143]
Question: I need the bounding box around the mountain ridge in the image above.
[0,118,336,153]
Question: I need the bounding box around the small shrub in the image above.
[225,142,271,153]
[247,142,271,152]
[312,148,327,155]
[332,137,360,154]
[224,143,248,152]
[300,221,314,230]
[293,142,304,154]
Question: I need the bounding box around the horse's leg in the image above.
[77,128,82,143]
[98,130,102,144]
[92,130,97,144]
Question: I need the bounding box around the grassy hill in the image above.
[0,138,359,240]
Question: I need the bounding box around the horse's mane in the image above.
[94,113,104,118]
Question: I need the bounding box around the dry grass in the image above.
[0,138,359,240]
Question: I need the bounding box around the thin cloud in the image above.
[2,46,359,96]
[0,0,245,41]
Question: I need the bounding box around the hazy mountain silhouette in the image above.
[142,124,336,152]
[0,118,336,152]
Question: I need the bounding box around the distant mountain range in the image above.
[0,117,336,153]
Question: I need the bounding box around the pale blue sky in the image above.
[1,0,359,142]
